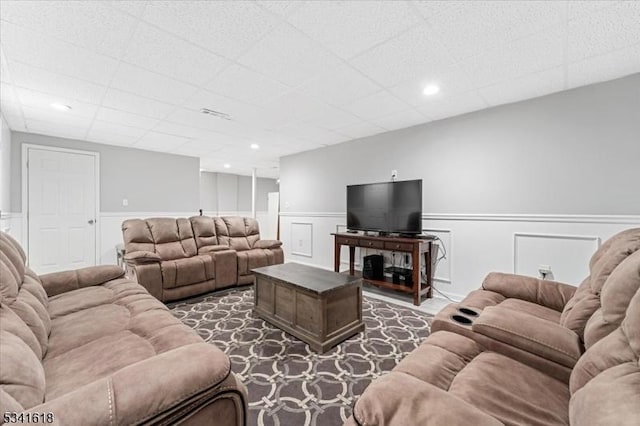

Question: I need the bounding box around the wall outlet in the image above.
[122,198,128,207]
[391,170,398,179]
[538,264,553,280]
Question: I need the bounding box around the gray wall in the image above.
[0,115,11,213]
[11,132,200,213]
[200,171,278,212]
[280,74,640,215]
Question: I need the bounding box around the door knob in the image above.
[88,219,95,225]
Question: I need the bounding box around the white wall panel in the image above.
[280,212,639,302]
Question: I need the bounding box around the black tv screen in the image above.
[347,179,422,235]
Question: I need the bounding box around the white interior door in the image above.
[27,147,97,274]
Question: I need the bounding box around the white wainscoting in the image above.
[513,233,600,284]
[279,212,640,302]
[1,212,22,243]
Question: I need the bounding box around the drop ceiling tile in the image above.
[568,43,640,89]
[8,61,106,104]
[165,107,260,138]
[461,27,565,88]
[415,1,565,61]
[122,23,229,86]
[21,106,91,130]
[85,128,140,148]
[349,23,455,87]
[238,25,342,87]
[0,49,12,83]
[205,64,291,106]
[278,122,349,146]
[15,87,98,118]
[301,105,362,130]
[335,122,387,139]
[298,62,381,106]
[101,89,175,119]
[342,90,410,120]
[89,120,148,139]
[0,100,25,130]
[135,131,192,151]
[151,121,219,139]
[262,90,331,125]
[0,22,119,85]
[176,138,227,153]
[182,89,273,128]
[110,63,199,105]
[416,90,488,121]
[110,0,149,18]
[0,83,17,104]
[141,1,278,60]
[566,1,619,21]
[25,118,89,140]
[568,1,640,62]
[95,107,159,129]
[388,63,474,107]
[287,1,421,59]
[0,1,138,58]
[371,109,429,132]
[256,0,306,17]
[480,67,565,107]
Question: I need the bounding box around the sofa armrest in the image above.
[352,372,502,426]
[26,343,238,425]
[126,262,163,301]
[124,250,162,265]
[39,265,125,297]
[482,272,577,312]
[253,239,282,249]
[198,245,232,254]
[472,306,583,368]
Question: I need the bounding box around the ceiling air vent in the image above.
[200,108,233,121]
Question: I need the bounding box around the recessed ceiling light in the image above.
[223,163,231,169]
[51,103,72,111]
[423,84,440,96]
[250,143,260,150]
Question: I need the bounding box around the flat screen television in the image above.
[346,179,422,235]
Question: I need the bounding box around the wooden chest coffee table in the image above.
[252,262,364,353]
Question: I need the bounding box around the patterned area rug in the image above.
[169,288,432,426]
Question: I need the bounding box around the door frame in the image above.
[21,143,101,266]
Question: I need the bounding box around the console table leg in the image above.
[425,242,433,299]
[334,241,340,272]
[349,246,356,275]
[413,247,420,306]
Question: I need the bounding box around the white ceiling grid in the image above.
[0,0,638,178]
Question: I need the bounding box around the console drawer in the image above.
[384,241,413,251]
[336,236,359,246]
[360,239,384,249]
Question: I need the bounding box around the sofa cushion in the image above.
[215,217,260,251]
[43,279,204,400]
[449,351,570,426]
[121,219,155,253]
[0,330,46,409]
[148,218,198,260]
[190,216,220,250]
[160,255,215,289]
[237,249,278,276]
[569,287,640,425]
[561,230,640,339]
[494,298,562,323]
[583,250,640,349]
